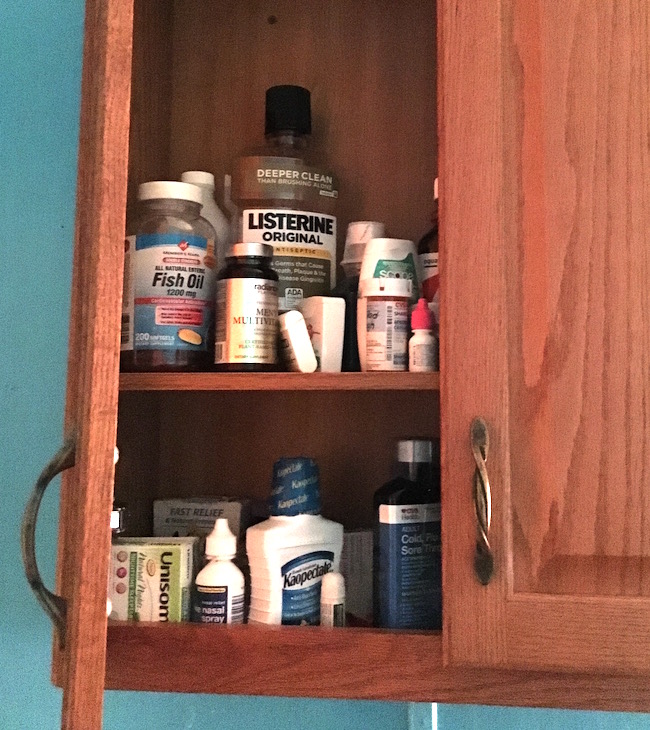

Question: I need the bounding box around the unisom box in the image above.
[109,537,197,622]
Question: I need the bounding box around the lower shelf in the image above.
[105,623,443,700]
[104,623,650,710]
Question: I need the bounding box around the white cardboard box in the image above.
[340,529,373,621]
[153,497,253,542]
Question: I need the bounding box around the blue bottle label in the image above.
[281,550,334,625]
[193,585,244,624]
[378,503,441,629]
[121,233,216,352]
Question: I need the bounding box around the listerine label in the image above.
[280,550,334,625]
[241,209,336,309]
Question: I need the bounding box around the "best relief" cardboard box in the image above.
[153,497,254,544]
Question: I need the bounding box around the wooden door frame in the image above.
[51,0,133,727]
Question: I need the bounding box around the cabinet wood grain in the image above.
[105,624,650,712]
[51,1,133,727]
[442,0,650,673]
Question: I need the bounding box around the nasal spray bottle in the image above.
[193,518,245,624]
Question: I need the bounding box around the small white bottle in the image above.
[357,278,412,371]
[278,310,318,373]
[181,171,231,268]
[409,297,437,372]
[193,518,245,624]
[320,572,346,627]
[299,296,346,373]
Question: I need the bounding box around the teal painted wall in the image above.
[5,4,650,730]
[439,705,650,729]
[1,2,408,728]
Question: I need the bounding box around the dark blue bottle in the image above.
[373,439,441,630]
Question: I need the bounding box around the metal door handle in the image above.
[471,418,494,584]
[21,437,76,647]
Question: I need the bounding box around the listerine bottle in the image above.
[232,85,338,312]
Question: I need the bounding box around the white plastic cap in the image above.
[138,180,203,205]
[397,438,433,464]
[359,278,412,299]
[181,171,215,189]
[278,311,318,373]
[205,517,237,559]
[341,221,385,273]
[321,572,345,602]
[434,177,439,201]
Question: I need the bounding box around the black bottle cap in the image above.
[265,85,311,135]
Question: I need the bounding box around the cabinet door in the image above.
[441,0,650,673]
[50,1,133,727]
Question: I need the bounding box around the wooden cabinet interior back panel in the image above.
[115,391,439,531]
[127,0,174,205]
[167,0,437,251]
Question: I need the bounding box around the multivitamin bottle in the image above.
[215,242,279,371]
[121,181,217,371]
[232,85,338,312]
[373,438,442,630]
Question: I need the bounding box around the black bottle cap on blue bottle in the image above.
[265,85,311,135]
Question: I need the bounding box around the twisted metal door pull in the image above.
[471,418,494,584]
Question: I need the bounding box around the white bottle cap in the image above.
[205,517,237,559]
[278,311,318,373]
[181,170,215,189]
[321,572,345,602]
[138,180,203,206]
[341,221,385,274]
[358,278,412,299]
[434,177,439,201]
[397,438,433,464]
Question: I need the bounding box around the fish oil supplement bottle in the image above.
[232,85,338,312]
[180,171,231,270]
[246,457,344,626]
[193,518,245,624]
[121,181,217,371]
[373,438,441,630]
[215,242,279,371]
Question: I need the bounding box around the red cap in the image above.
[411,298,434,331]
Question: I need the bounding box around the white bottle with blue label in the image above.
[246,457,343,625]
[193,518,245,624]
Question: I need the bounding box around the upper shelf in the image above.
[119,371,440,392]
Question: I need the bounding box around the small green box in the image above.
[109,537,197,622]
